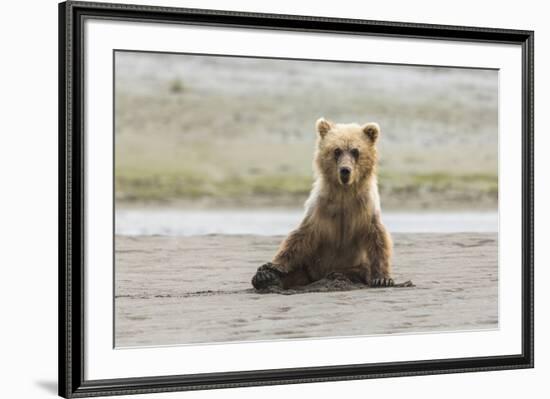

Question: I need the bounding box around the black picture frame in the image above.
[59,1,534,397]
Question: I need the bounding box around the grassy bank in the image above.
[114,53,498,210]
[115,166,497,210]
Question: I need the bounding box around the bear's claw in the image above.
[252,263,284,290]
[369,278,394,287]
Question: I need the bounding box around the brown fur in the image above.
[252,118,393,290]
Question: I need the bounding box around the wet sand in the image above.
[115,233,498,347]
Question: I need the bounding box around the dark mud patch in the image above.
[454,238,495,248]
[255,275,415,295]
[115,278,415,299]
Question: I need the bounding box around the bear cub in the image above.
[252,118,393,290]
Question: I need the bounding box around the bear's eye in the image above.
[334,148,342,159]
[351,148,360,159]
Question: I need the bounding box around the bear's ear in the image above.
[316,117,334,138]
[362,122,380,143]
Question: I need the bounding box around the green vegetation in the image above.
[380,171,498,194]
[115,162,498,209]
[168,79,185,93]
[115,172,314,202]
[114,54,498,210]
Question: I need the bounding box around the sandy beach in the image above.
[115,232,498,347]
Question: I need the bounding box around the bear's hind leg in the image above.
[251,263,284,290]
[251,263,312,290]
[252,223,317,290]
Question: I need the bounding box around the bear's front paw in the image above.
[369,278,394,287]
[251,263,285,290]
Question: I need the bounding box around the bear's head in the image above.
[314,118,380,187]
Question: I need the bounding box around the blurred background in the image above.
[114,51,498,235]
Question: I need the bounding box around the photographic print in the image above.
[59,2,533,396]
[114,51,498,347]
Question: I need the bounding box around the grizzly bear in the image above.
[251,118,393,290]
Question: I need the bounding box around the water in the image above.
[115,209,498,236]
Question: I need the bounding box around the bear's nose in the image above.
[339,167,351,182]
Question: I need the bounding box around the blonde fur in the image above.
[252,118,393,289]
